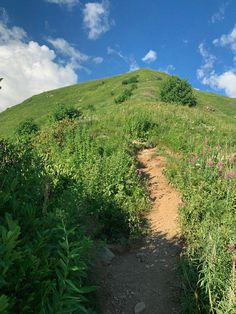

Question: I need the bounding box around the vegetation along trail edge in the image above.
[96,148,183,314]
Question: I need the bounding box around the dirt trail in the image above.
[96,148,182,314]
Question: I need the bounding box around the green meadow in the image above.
[0,68,235,313]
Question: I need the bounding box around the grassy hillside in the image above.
[1,68,236,138]
[0,69,236,313]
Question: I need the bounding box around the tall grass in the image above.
[1,68,236,312]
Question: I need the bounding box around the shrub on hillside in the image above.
[122,75,139,85]
[16,118,39,137]
[51,105,81,122]
[114,88,133,104]
[160,75,197,107]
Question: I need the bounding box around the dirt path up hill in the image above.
[96,148,182,314]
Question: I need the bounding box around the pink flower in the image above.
[228,154,236,164]
[217,161,224,175]
[224,170,236,179]
[188,154,198,164]
[207,158,214,167]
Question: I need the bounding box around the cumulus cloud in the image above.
[83,0,113,39]
[213,25,236,54]
[107,46,139,72]
[142,50,157,63]
[212,71,236,97]
[0,20,78,111]
[210,2,229,24]
[45,0,79,8]
[197,42,236,97]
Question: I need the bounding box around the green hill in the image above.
[0,69,236,313]
[1,68,236,138]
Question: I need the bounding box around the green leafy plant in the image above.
[16,118,39,137]
[51,105,81,122]
[160,75,197,107]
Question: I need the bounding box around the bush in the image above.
[122,75,139,85]
[16,118,39,137]
[51,105,81,122]
[114,88,133,104]
[160,75,197,107]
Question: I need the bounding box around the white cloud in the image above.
[142,50,157,63]
[0,20,78,111]
[213,25,236,53]
[107,46,139,72]
[210,2,229,24]
[197,43,216,83]
[212,71,236,97]
[83,0,113,40]
[45,0,79,8]
[129,58,139,72]
[93,56,104,64]
[197,42,236,97]
[107,46,124,59]
[48,38,89,68]
[160,64,175,74]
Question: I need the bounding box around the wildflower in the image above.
[217,161,224,175]
[224,170,236,179]
[207,158,214,167]
[188,154,198,164]
[227,243,235,253]
[228,154,236,165]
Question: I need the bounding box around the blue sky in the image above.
[1,0,236,111]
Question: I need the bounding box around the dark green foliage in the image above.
[0,117,147,312]
[114,88,133,104]
[16,118,39,137]
[51,105,81,122]
[114,83,138,104]
[160,75,197,107]
[122,75,139,85]
[0,139,96,313]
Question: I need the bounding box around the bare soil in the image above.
[96,148,182,314]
